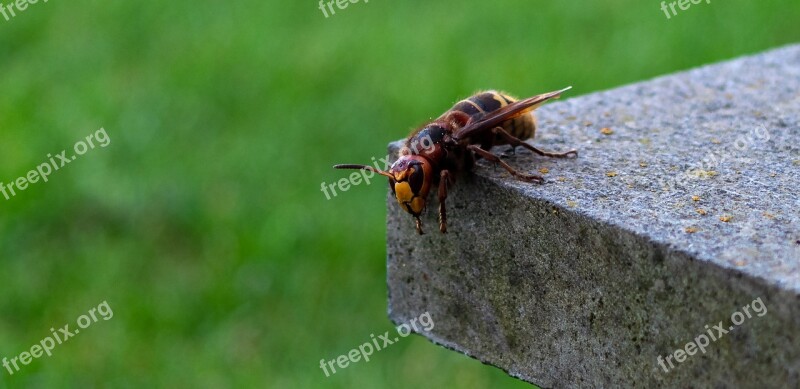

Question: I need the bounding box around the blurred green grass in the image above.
[0,0,798,387]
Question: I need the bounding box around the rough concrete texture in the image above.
[387,45,800,388]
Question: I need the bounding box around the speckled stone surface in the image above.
[386,45,800,388]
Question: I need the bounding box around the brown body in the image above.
[447,91,538,144]
[335,87,577,234]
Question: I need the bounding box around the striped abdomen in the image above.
[446,91,537,141]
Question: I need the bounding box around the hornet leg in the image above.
[491,127,578,158]
[438,170,451,233]
[500,146,516,158]
[467,145,544,184]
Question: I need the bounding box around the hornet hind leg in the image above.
[491,127,578,158]
[467,145,545,184]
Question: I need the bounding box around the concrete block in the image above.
[387,44,800,388]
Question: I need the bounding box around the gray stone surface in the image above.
[386,45,800,388]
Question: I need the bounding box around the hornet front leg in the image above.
[438,170,451,233]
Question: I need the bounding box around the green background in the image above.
[0,0,797,387]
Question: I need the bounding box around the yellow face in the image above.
[394,179,427,215]
[389,156,433,216]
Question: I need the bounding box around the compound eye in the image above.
[408,164,424,194]
[388,179,396,194]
